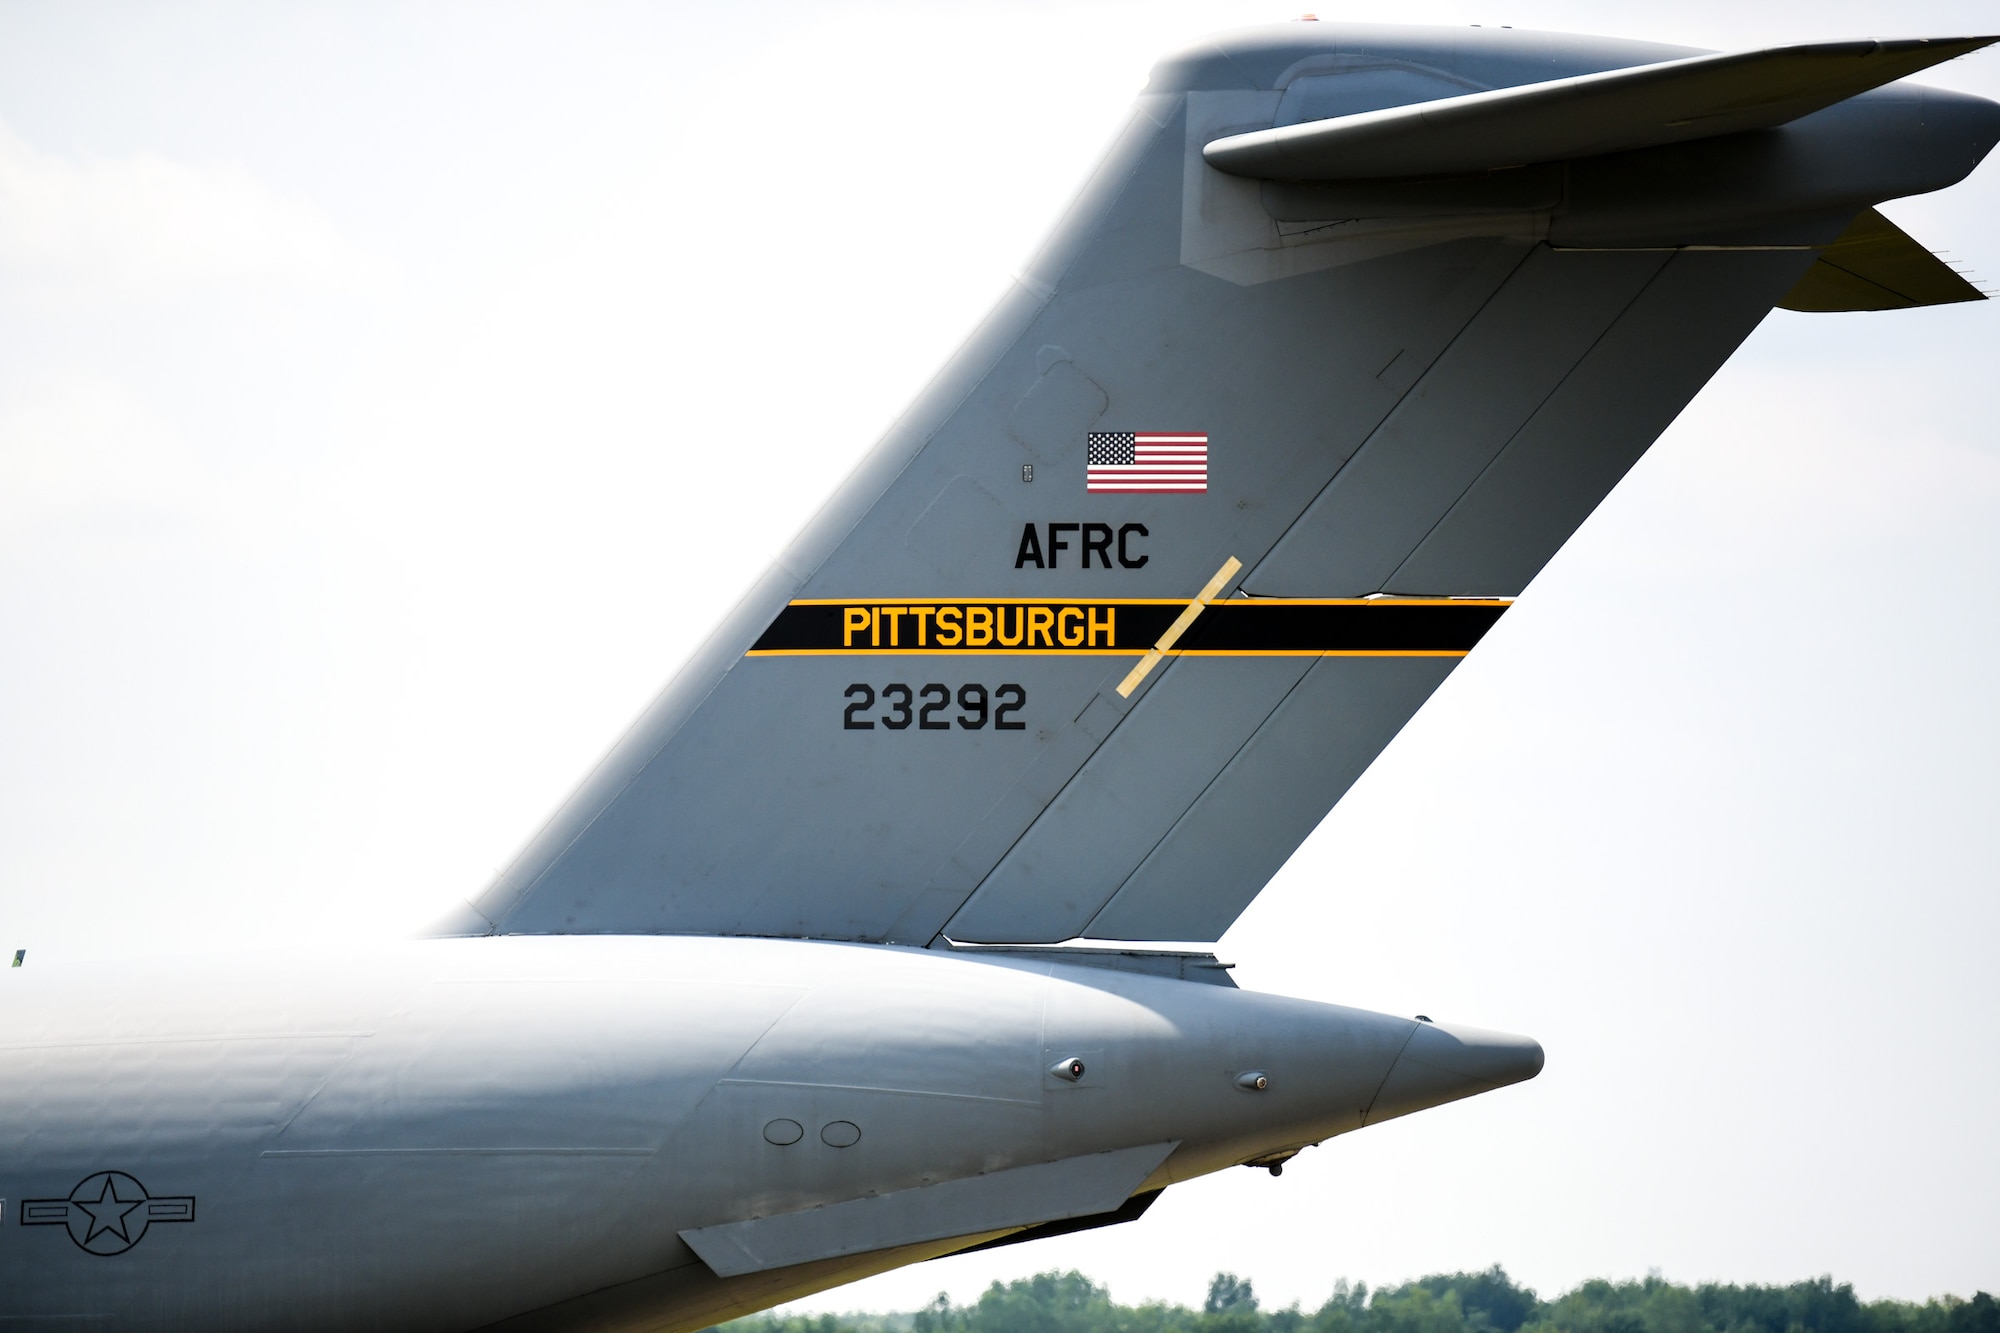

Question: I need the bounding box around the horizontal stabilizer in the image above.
[1781,207,1987,310]
[1203,37,1997,181]
[678,1142,1174,1277]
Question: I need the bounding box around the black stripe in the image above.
[748,600,1507,655]
[1178,601,1507,654]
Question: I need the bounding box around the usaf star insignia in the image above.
[22,1172,196,1256]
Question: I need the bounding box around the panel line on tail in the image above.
[1375,247,1682,594]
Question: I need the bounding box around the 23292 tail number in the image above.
[843,683,1025,731]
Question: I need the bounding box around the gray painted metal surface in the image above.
[1248,245,1671,597]
[948,655,1314,943]
[1203,38,1995,180]
[7,19,1996,1333]
[0,937,1539,1331]
[1085,655,1463,943]
[680,1141,1177,1277]
[1387,249,1815,595]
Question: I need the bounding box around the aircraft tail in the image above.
[432,24,1999,948]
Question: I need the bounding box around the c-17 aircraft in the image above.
[3,18,1995,1333]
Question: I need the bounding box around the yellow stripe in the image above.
[1174,649,1471,658]
[745,647,1472,659]
[1235,597,1514,607]
[1117,556,1242,698]
[745,648,1146,658]
[784,595,1511,607]
[785,596,1190,606]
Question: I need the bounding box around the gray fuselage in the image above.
[0,938,1536,1331]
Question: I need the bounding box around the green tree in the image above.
[1948,1294,2000,1333]
[713,1266,1998,1333]
[915,1293,961,1333]
[964,1270,1117,1333]
[1210,1276,1261,1315]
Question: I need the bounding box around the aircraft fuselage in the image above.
[0,937,1536,1331]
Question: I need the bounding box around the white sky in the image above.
[1,0,1996,1317]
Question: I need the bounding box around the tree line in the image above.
[723,1267,1999,1333]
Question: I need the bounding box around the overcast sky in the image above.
[1,0,1997,1318]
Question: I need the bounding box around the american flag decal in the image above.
[1086,432,1208,493]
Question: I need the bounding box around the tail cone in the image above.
[1363,1020,1544,1126]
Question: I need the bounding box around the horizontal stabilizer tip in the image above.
[1204,36,2000,181]
[1781,207,1987,310]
